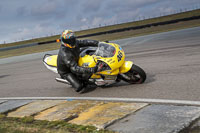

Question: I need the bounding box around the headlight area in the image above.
[97,61,111,71]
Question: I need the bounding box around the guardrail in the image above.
[0,43,39,52]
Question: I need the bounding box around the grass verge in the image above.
[1,9,200,48]
[0,114,114,133]
[1,19,200,59]
[0,9,200,59]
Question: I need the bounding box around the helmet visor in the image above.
[61,37,76,47]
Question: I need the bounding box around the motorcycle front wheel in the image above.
[121,64,146,84]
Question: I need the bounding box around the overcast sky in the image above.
[0,0,200,43]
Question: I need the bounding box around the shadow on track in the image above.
[81,73,156,93]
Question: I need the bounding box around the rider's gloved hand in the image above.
[89,66,98,73]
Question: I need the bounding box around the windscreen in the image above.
[94,43,116,57]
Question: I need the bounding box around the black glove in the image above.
[89,66,98,73]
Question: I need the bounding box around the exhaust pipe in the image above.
[55,78,71,85]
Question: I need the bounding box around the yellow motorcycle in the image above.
[43,42,146,86]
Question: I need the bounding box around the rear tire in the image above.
[122,64,146,84]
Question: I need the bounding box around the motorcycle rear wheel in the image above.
[122,64,146,84]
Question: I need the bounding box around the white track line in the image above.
[0,97,200,106]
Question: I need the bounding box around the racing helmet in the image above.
[61,30,76,48]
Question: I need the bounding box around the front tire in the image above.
[121,64,146,84]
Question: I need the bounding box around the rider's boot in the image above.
[63,73,84,92]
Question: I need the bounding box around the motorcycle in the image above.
[43,42,146,88]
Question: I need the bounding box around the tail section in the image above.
[43,54,58,73]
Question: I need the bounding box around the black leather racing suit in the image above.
[57,39,99,92]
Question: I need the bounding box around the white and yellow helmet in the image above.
[61,30,76,48]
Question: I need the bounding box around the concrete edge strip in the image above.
[0,97,199,106]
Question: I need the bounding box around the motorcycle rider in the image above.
[57,30,99,93]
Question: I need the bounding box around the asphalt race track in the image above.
[1,27,200,101]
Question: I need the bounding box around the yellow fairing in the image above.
[96,43,125,75]
[78,42,125,76]
[45,55,58,67]
[90,74,101,79]
[78,55,96,68]
[119,61,133,74]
